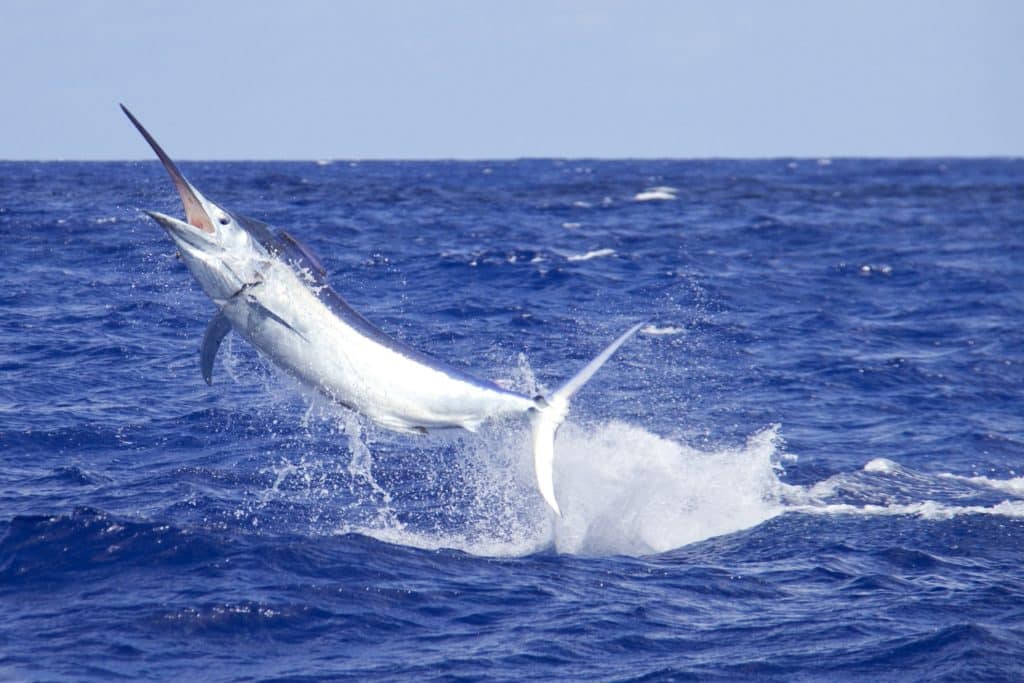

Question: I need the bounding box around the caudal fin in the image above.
[531,321,646,516]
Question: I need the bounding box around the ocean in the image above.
[1,158,1022,680]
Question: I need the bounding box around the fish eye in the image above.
[218,215,230,226]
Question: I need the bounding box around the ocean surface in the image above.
[1,157,1023,681]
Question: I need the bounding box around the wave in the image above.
[785,456,1024,521]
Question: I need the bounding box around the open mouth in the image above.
[143,210,216,252]
[122,104,215,234]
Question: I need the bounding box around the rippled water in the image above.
[2,158,1023,680]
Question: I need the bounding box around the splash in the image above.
[329,419,793,557]
[340,411,402,530]
[246,372,1024,558]
[548,422,789,554]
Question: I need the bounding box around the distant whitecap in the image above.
[567,248,615,262]
[633,186,677,202]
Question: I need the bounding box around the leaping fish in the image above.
[121,105,643,515]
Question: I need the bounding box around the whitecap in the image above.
[863,457,899,473]
[567,248,615,262]
[789,499,1024,521]
[938,472,1024,496]
[633,188,677,202]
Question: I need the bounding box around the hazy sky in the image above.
[2,0,1021,159]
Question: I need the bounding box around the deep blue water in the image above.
[2,157,1023,681]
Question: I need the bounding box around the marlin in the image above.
[122,105,642,515]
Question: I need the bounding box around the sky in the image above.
[2,0,1022,159]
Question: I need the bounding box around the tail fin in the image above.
[531,321,646,516]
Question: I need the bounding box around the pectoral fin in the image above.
[243,296,308,342]
[202,285,308,386]
[200,310,232,385]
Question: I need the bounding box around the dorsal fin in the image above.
[231,214,326,282]
[233,213,284,256]
[277,230,327,279]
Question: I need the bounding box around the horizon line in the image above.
[2,154,1022,163]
